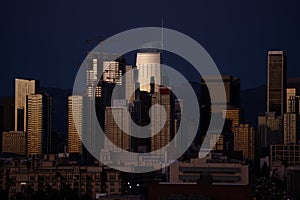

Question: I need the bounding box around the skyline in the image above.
[1,0,300,97]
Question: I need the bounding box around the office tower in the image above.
[283,113,300,145]
[27,93,52,155]
[131,90,152,152]
[223,107,240,128]
[267,50,287,116]
[136,51,161,92]
[68,95,83,154]
[287,88,297,113]
[200,75,240,137]
[233,124,255,160]
[223,75,240,108]
[151,87,174,152]
[2,131,26,155]
[3,97,14,131]
[105,102,131,151]
[103,61,122,84]
[86,58,98,97]
[258,112,282,148]
[174,99,185,149]
[201,75,240,109]
[14,78,39,131]
[125,65,135,103]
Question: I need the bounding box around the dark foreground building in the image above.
[148,183,252,200]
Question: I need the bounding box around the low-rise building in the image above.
[1,154,122,199]
[170,153,249,185]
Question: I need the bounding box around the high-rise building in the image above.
[3,97,14,131]
[105,102,131,151]
[267,50,287,116]
[258,112,282,148]
[200,75,240,137]
[14,78,39,132]
[283,113,300,145]
[233,124,255,160]
[287,88,298,113]
[136,51,161,93]
[103,61,122,84]
[2,131,26,155]
[125,65,135,104]
[27,93,52,155]
[271,144,300,167]
[68,95,83,154]
[151,87,174,152]
[223,107,240,128]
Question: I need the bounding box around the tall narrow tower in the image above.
[267,51,287,116]
[27,93,52,155]
[68,95,83,154]
[14,78,39,132]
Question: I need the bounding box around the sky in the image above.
[1,0,300,96]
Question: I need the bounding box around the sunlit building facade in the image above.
[68,95,83,154]
[14,78,39,131]
[27,93,52,155]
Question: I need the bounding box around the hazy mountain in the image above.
[240,85,266,125]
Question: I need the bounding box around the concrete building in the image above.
[286,166,300,198]
[270,144,300,167]
[68,95,83,154]
[233,124,255,160]
[103,61,122,85]
[14,78,39,132]
[2,97,14,132]
[283,113,300,145]
[223,107,240,127]
[105,104,131,151]
[27,93,52,155]
[169,153,249,185]
[1,155,122,199]
[287,88,298,113]
[258,112,282,148]
[125,65,135,103]
[151,87,173,152]
[2,131,26,155]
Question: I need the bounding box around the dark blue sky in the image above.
[1,0,300,96]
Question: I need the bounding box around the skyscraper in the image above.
[200,75,240,137]
[223,107,240,128]
[233,124,255,160]
[3,97,14,131]
[267,50,287,116]
[27,93,52,155]
[14,78,39,132]
[136,51,161,93]
[258,112,282,148]
[125,65,136,104]
[283,113,299,145]
[284,88,300,145]
[68,95,83,154]
[105,102,131,151]
[151,87,174,152]
[286,88,299,114]
[103,61,122,85]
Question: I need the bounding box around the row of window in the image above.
[179,167,240,173]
